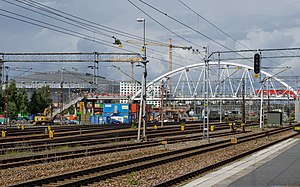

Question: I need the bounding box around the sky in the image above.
[1,0,300,84]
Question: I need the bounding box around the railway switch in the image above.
[2,130,6,138]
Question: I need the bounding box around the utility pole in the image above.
[0,59,2,84]
[203,47,209,140]
[168,38,173,94]
[218,52,222,122]
[60,70,64,124]
[130,61,134,98]
[259,82,264,129]
[160,80,164,126]
[4,66,9,128]
[137,18,148,141]
[242,78,245,123]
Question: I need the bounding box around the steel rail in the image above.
[0,130,242,169]
[154,131,298,187]
[9,127,292,187]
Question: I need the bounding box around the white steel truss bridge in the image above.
[131,61,297,102]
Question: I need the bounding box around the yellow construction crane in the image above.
[126,38,192,93]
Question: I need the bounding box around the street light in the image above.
[137,18,148,141]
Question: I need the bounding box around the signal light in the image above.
[254,53,260,74]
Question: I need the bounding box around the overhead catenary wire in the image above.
[136,0,256,63]
[128,0,206,50]
[0,8,133,53]
[178,0,250,51]
[13,0,174,45]
[178,0,287,69]
[1,0,201,71]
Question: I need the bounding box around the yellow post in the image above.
[241,123,245,132]
[210,125,215,131]
[154,125,157,130]
[48,125,51,131]
[181,124,185,131]
[49,130,54,139]
[21,125,25,130]
[2,130,6,138]
[229,122,232,131]
[17,124,20,129]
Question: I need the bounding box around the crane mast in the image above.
[126,38,192,96]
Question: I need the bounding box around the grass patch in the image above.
[3,150,32,156]
[128,172,140,185]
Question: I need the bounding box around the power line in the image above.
[178,0,250,50]
[16,0,173,45]
[0,8,134,53]
[1,0,200,70]
[137,0,254,63]
[128,0,206,50]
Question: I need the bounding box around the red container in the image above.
[131,103,140,113]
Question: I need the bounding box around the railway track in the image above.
[0,122,244,154]
[9,126,292,187]
[0,130,242,169]
[154,129,298,187]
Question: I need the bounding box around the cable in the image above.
[128,0,206,50]
[3,0,207,68]
[136,0,255,63]
[3,0,112,38]
[16,0,172,44]
[1,0,199,69]
[178,0,250,50]
[0,9,134,53]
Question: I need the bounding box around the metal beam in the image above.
[0,52,143,63]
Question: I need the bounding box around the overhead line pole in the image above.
[4,66,9,128]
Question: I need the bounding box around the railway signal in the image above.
[254,53,261,76]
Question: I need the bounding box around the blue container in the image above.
[106,116,111,124]
[90,116,95,124]
[99,116,106,124]
[103,104,115,114]
[117,104,131,114]
[94,116,100,124]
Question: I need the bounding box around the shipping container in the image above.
[132,103,140,113]
[90,116,100,124]
[99,116,106,124]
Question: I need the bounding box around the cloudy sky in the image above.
[1,0,300,84]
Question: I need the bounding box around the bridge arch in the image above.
[131,61,296,101]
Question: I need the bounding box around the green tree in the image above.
[17,88,29,116]
[8,80,18,119]
[28,91,38,114]
[29,86,52,114]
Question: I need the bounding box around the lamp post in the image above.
[137,18,148,141]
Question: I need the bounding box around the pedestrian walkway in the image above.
[183,138,299,187]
